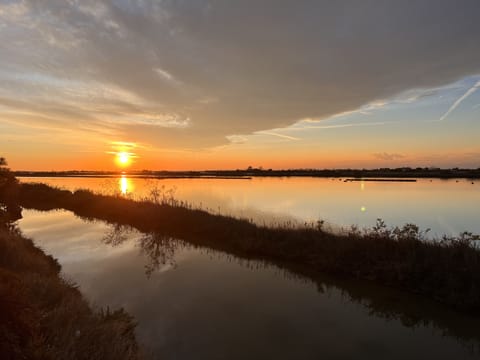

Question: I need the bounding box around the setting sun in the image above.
[116,152,131,167]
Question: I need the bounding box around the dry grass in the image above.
[0,223,141,359]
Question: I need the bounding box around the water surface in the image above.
[19,176,480,235]
[17,208,480,359]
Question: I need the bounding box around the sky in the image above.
[1,0,480,171]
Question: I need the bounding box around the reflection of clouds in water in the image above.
[15,209,480,358]
[18,209,136,263]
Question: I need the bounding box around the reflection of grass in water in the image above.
[5,182,480,353]
[100,221,480,355]
[102,224,181,278]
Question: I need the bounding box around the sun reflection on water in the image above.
[119,175,133,195]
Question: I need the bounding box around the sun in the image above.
[109,141,137,168]
[116,152,131,167]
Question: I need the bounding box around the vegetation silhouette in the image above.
[0,158,21,223]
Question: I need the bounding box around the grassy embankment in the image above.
[11,181,480,313]
[0,165,141,359]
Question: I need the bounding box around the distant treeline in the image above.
[14,167,480,179]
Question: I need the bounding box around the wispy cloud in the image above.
[304,100,389,122]
[286,121,391,131]
[226,135,248,144]
[106,141,140,158]
[225,120,390,146]
[256,131,300,141]
[438,80,480,121]
[153,67,182,86]
[373,152,405,161]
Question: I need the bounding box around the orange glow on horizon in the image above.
[5,145,480,171]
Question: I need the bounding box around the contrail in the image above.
[439,80,480,121]
[286,121,390,131]
[257,131,300,141]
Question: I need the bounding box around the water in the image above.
[19,176,480,236]
[17,208,480,359]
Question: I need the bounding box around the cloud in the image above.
[225,135,248,144]
[1,0,480,148]
[373,152,405,161]
[255,131,300,141]
[286,121,390,131]
[400,89,439,103]
[438,80,480,121]
[106,141,139,158]
[153,67,182,86]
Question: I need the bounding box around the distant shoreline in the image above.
[13,167,480,179]
[344,178,417,182]
[16,174,253,180]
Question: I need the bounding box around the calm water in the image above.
[19,176,480,235]
[17,208,480,359]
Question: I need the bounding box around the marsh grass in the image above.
[10,181,480,313]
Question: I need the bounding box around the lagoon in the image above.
[19,176,480,236]
[17,208,480,359]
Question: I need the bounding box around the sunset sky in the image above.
[1,0,480,170]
